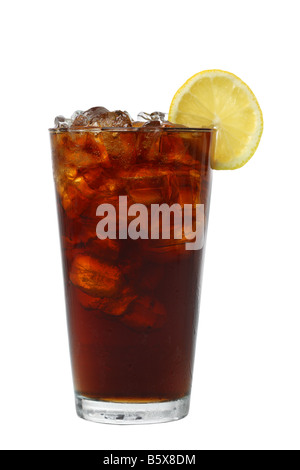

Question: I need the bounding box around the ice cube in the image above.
[138,111,166,123]
[51,132,110,170]
[72,107,132,128]
[71,110,84,121]
[131,121,144,128]
[62,220,120,264]
[133,115,188,163]
[76,285,136,316]
[141,120,161,128]
[71,107,109,127]
[54,115,72,128]
[121,166,175,205]
[94,110,132,128]
[72,108,136,168]
[55,170,99,219]
[175,169,201,206]
[82,133,111,168]
[81,166,106,190]
[72,175,97,199]
[160,131,196,166]
[164,130,212,169]
[101,130,137,169]
[101,287,137,316]
[121,296,166,330]
[70,254,122,297]
[56,181,90,219]
[137,128,162,162]
[141,238,188,262]
[75,288,108,310]
[140,198,205,261]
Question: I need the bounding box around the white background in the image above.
[1,0,299,451]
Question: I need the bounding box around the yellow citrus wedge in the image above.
[169,70,263,170]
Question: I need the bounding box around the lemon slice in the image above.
[169,70,263,170]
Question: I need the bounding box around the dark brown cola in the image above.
[50,109,213,406]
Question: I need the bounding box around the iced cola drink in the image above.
[49,107,214,424]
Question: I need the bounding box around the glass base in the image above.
[75,394,190,425]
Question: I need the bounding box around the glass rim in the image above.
[48,126,216,134]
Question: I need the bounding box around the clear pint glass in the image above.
[50,113,214,424]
